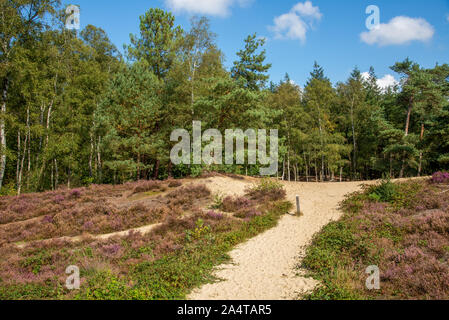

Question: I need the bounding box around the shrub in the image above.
[234,208,262,219]
[166,184,211,208]
[167,180,182,188]
[368,179,399,203]
[69,189,82,199]
[245,179,286,202]
[222,196,252,213]
[131,180,163,195]
[432,172,449,184]
[206,210,224,220]
[53,195,65,204]
[211,193,224,210]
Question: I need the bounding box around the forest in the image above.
[1,0,449,196]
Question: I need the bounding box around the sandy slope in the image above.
[188,177,377,300]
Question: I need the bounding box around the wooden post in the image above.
[296,195,301,216]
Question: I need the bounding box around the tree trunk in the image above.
[137,152,141,180]
[67,167,71,189]
[39,104,44,152]
[321,159,325,182]
[97,136,102,183]
[153,159,160,180]
[400,99,414,178]
[89,132,94,178]
[0,77,9,192]
[54,159,58,190]
[51,161,54,191]
[389,157,393,178]
[350,96,357,179]
[27,118,31,173]
[45,101,53,147]
[16,131,20,188]
[38,101,53,186]
[17,107,30,195]
[167,162,173,178]
[281,159,285,181]
[418,123,425,177]
[191,63,196,116]
[404,102,413,136]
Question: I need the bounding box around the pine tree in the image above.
[231,33,271,91]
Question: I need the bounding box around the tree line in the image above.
[1,0,448,195]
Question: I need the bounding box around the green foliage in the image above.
[302,222,355,275]
[19,250,53,275]
[190,165,203,178]
[251,178,283,193]
[1,1,448,197]
[211,192,224,209]
[306,280,363,300]
[127,8,182,79]
[246,178,286,201]
[231,33,271,91]
[368,179,399,203]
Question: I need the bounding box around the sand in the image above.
[188,177,377,300]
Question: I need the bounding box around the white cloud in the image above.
[269,1,322,43]
[165,0,252,17]
[271,12,308,41]
[360,16,434,46]
[377,74,399,89]
[292,1,322,20]
[447,14,449,22]
[362,72,398,91]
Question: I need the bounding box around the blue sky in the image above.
[68,0,449,88]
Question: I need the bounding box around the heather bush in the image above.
[0,201,172,243]
[221,196,253,213]
[0,178,292,300]
[206,211,224,220]
[53,195,65,204]
[131,180,163,195]
[166,184,211,209]
[245,178,286,201]
[303,179,449,300]
[167,180,182,188]
[234,207,262,219]
[431,171,449,184]
[69,189,83,199]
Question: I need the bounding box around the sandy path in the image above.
[189,178,376,300]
